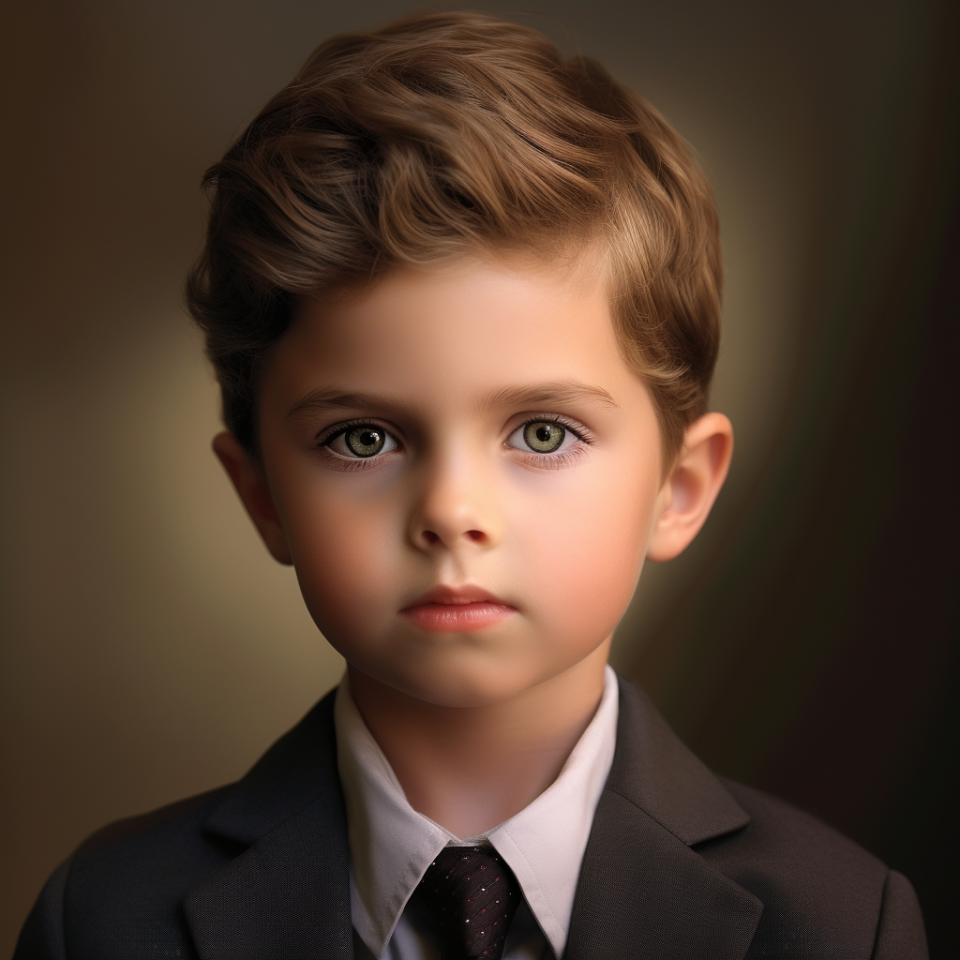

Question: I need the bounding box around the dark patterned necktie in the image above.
[414,844,522,959]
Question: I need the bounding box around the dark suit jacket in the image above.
[15,677,927,959]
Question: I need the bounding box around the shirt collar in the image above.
[335,666,619,959]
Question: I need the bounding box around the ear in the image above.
[212,431,293,565]
[646,412,734,563]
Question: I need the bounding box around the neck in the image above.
[348,643,611,838]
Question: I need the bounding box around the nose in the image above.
[407,452,502,552]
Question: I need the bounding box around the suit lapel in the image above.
[183,690,354,959]
[564,678,762,960]
[564,791,762,959]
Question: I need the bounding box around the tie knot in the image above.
[414,844,521,960]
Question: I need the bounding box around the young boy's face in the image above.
[223,254,692,710]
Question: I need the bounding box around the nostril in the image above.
[423,530,441,545]
[466,530,485,542]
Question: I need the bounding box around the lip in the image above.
[400,584,515,632]
[404,584,508,607]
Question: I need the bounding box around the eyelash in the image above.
[315,414,593,470]
[316,419,401,472]
[507,415,593,470]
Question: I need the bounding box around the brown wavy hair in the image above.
[186,10,722,461]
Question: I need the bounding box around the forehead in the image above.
[263,254,645,412]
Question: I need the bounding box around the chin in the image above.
[392,658,540,710]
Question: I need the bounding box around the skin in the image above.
[215,252,733,837]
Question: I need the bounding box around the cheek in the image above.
[280,484,400,633]
[518,462,656,637]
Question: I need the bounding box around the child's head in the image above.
[192,11,732,708]
[187,10,722,465]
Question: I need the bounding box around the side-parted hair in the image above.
[187,10,722,461]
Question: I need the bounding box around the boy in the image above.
[15,11,926,959]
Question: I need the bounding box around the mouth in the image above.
[400,584,515,632]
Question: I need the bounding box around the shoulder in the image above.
[15,690,346,960]
[711,776,884,882]
[607,677,927,958]
[73,784,232,858]
[705,778,926,958]
[71,783,238,885]
[14,786,235,960]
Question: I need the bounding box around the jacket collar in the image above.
[183,677,762,959]
[563,678,762,959]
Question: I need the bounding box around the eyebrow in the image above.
[482,380,619,411]
[286,379,618,421]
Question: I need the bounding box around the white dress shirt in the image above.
[334,665,619,960]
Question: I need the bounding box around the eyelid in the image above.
[503,419,592,473]
[317,418,403,462]
[502,413,595,472]
[507,412,594,444]
[316,417,402,444]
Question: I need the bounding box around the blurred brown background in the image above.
[2,0,956,955]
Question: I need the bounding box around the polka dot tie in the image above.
[414,844,522,959]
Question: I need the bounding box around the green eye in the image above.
[523,421,565,453]
[345,426,386,457]
[323,422,399,461]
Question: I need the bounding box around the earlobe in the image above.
[646,413,733,563]
[212,432,294,565]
